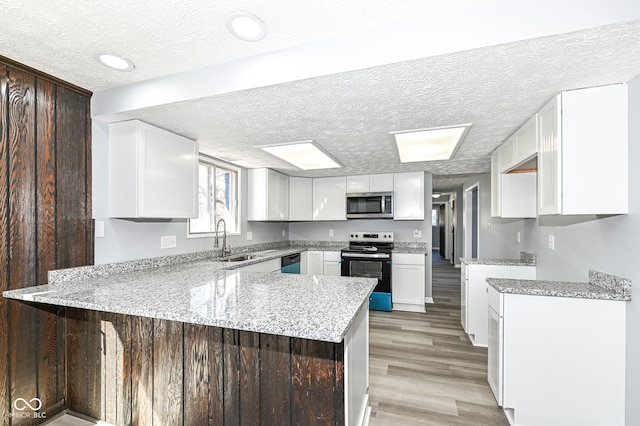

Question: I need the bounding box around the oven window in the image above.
[347,197,382,214]
[349,260,383,280]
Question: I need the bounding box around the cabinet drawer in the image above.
[488,285,503,316]
[392,253,425,265]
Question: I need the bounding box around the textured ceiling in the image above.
[104,21,640,190]
[2,1,640,193]
[0,0,491,91]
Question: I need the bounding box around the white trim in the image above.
[424,297,435,304]
[463,182,480,259]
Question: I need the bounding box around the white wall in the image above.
[92,121,288,264]
[471,74,640,425]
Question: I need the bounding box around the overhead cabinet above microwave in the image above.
[108,120,199,219]
[247,171,425,222]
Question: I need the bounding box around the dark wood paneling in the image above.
[131,316,153,426]
[55,86,88,270]
[0,55,91,97]
[8,66,39,420]
[35,77,59,413]
[0,56,92,425]
[115,314,132,426]
[260,334,291,426]
[86,311,104,419]
[66,312,348,426]
[152,319,183,426]
[292,338,338,426]
[66,308,89,414]
[103,313,118,424]
[223,329,241,425]
[208,327,224,425]
[0,62,10,426]
[184,323,209,426]
[239,331,260,426]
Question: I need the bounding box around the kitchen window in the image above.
[189,158,239,236]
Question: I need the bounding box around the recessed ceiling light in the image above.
[259,141,342,170]
[94,52,135,72]
[392,124,472,163]
[227,13,267,42]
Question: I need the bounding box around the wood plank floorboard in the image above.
[369,254,508,426]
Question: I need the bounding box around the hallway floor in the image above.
[368,254,509,425]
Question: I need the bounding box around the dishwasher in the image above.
[281,253,301,274]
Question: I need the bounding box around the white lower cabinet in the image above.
[461,263,535,347]
[305,251,341,276]
[305,251,324,275]
[391,253,425,313]
[488,286,626,426]
[323,251,342,276]
[237,258,281,273]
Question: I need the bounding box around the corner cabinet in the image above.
[108,120,198,219]
[248,168,290,221]
[537,84,628,215]
[313,177,347,221]
[491,114,537,219]
[393,172,424,220]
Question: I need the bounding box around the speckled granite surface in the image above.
[487,270,631,301]
[393,242,429,254]
[4,260,376,343]
[461,251,536,266]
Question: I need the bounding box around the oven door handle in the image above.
[341,253,390,259]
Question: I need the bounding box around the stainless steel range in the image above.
[341,232,394,311]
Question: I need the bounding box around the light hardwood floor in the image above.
[368,254,509,426]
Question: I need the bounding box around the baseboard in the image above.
[392,303,426,313]
[424,297,434,304]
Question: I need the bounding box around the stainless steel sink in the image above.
[221,254,256,262]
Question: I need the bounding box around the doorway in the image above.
[463,183,480,259]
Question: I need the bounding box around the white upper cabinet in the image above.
[498,115,538,173]
[289,176,313,221]
[108,120,198,219]
[393,172,424,220]
[346,174,393,193]
[313,176,347,221]
[248,168,289,221]
[346,175,369,193]
[537,84,628,215]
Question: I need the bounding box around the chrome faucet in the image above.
[214,218,230,257]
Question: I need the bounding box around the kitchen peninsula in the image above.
[3,249,376,426]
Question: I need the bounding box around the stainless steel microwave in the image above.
[346,192,393,219]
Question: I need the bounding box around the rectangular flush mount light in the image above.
[391,124,471,163]
[259,140,342,170]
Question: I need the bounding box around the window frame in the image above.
[187,157,241,238]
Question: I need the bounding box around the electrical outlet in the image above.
[516,232,521,243]
[246,231,253,241]
[329,229,334,237]
[413,229,422,238]
[161,235,177,249]
[282,229,286,237]
[95,221,105,238]
[548,233,555,250]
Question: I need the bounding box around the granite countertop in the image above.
[3,244,376,343]
[461,251,536,266]
[487,270,631,302]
